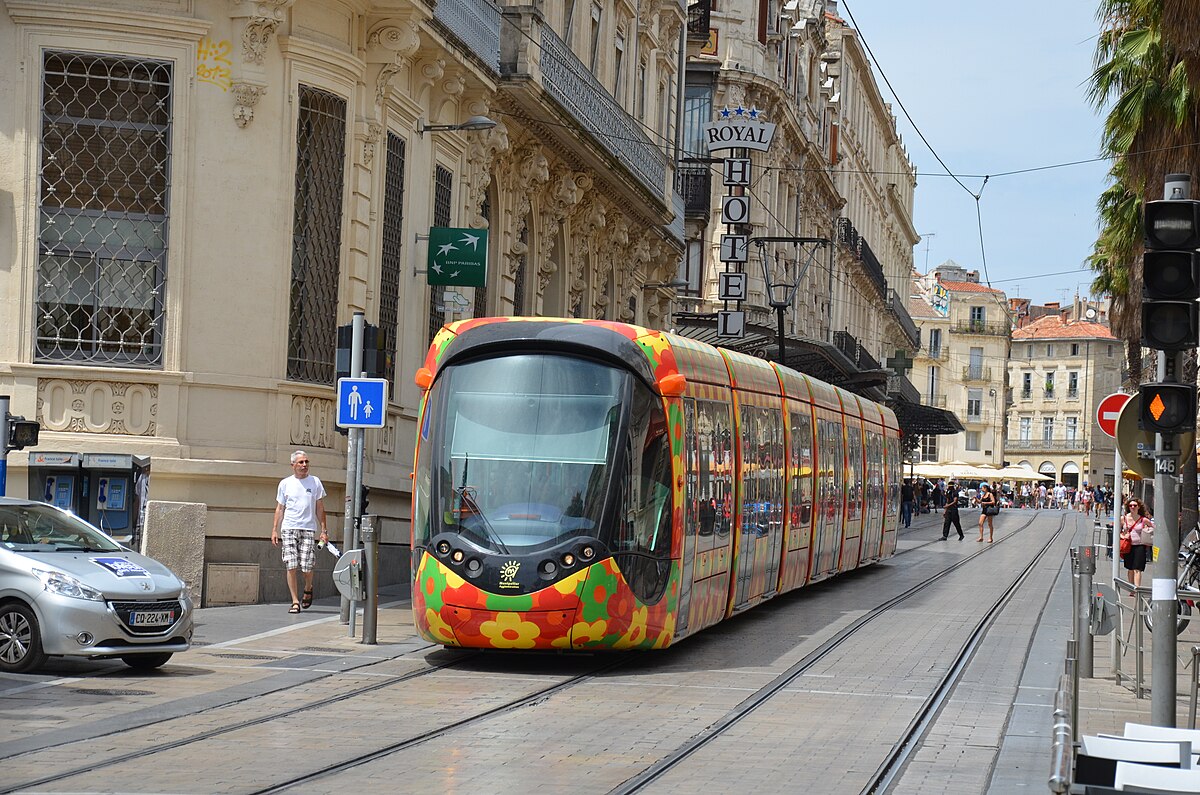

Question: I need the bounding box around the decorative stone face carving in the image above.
[37,379,158,436]
[466,121,510,227]
[231,81,266,128]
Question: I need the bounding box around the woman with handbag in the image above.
[977,483,998,542]
[1120,498,1153,588]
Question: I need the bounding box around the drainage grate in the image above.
[71,689,155,696]
[297,647,345,654]
[210,653,280,660]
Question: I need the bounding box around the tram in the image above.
[410,317,901,650]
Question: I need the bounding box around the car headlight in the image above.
[32,567,105,602]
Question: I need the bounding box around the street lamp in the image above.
[756,244,797,364]
[416,115,498,136]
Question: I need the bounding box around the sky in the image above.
[845,0,1112,306]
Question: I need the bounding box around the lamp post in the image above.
[755,243,798,364]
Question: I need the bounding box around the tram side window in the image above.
[614,386,672,558]
[684,399,699,540]
[817,419,845,524]
[739,404,783,538]
[696,399,733,539]
[790,411,813,527]
[846,426,863,520]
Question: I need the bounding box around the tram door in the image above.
[781,407,815,592]
[683,396,734,634]
[811,412,845,579]
[732,399,785,610]
[859,431,885,562]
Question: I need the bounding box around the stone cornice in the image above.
[4,0,212,39]
[278,34,365,85]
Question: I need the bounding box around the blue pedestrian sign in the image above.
[336,378,388,429]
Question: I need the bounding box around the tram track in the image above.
[0,644,475,794]
[607,511,1066,794]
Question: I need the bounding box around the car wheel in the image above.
[0,602,48,674]
[120,653,173,671]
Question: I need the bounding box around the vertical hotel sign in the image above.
[704,107,776,339]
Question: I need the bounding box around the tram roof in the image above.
[668,314,963,437]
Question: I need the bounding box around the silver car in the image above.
[0,498,192,673]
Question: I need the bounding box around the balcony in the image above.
[433,0,501,74]
[925,345,950,362]
[962,365,992,383]
[926,394,947,408]
[1006,438,1089,452]
[1066,388,1080,399]
[887,289,920,349]
[836,218,888,301]
[675,164,711,217]
[1019,388,1032,400]
[951,319,1010,337]
[833,330,881,372]
[1043,388,1058,400]
[963,411,994,426]
[687,0,711,39]
[500,9,669,210]
[887,374,920,404]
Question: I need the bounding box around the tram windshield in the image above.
[418,353,650,552]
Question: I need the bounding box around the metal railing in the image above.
[925,345,950,361]
[962,365,992,382]
[926,393,947,408]
[832,330,880,372]
[887,289,920,349]
[433,0,501,74]
[1006,438,1088,451]
[686,0,711,38]
[887,374,920,404]
[836,218,888,301]
[675,164,711,216]
[963,410,992,425]
[950,319,1010,337]
[1019,388,1032,400]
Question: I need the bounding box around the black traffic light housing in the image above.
[1139,383,1197,434]
[1142,199,1200,351]
[6,416,40,451]
[359,484,370,516]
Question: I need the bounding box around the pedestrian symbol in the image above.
[336,378,388,429]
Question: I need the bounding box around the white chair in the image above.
[1114,759,1200,793]
[1123,721,1200,751]
[1080,734,1191,766]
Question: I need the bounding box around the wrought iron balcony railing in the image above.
[963,411,993,426]
[500,11,668,201]
[950,319,1010,337]
[687,0,711,39]
[926,394,947,408]
[836,218,887,301]
[1019,388,1032,400]
[833,330,880,372]
[675,164,711,217]
[887,375,920,404]
[433,0,501,74]
[962,366,992,382]
[924,345,950,361]
[887,289,920,349]
[1006,438,1089,452]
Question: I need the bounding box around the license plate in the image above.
[130,610,174,627]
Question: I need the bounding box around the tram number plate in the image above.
[1155,458,1177,475]
[130,610,174,627]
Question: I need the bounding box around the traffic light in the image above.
[1139,383,1198,434]
[1142,198,1200,350]
[359,484,370,516]
[6,416,39,451]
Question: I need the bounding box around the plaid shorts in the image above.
[280,527,316,572]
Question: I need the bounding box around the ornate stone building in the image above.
[0,0,686,602]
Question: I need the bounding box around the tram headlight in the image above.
[561,553,576,568]
[435,540,452,557]
[581,546,595,560]
[451,550,465,563]
[538,560,558,578]
[465,558,482,577]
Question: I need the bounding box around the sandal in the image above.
[289,602,301,614]
[301,589,313,610]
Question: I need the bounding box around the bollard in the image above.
[1066,639,1079,743]
[1191,646,1200,730]
[1077,546,1096,678]
[1049,672,1074,794]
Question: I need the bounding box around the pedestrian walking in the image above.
[977,483,998,543]
[271,450,329,613]
[900,478,914,528]
[941,481,963,540]
[1119,497,1154,589]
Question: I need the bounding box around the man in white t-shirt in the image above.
[271,450,328,613]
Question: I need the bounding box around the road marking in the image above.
[205,599,408,649]
[0,676,83,695]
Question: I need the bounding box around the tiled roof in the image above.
[939,280,1005,294]
[1012,314,1116,341]
[908,300,944,319]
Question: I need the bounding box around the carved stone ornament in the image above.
[231,81,266,128]
[367,21,421,106]
[229,0,296,66]
[290,395,336,448]
[466,121,510,227]
[37,379,158,436]
[361,121,384,166]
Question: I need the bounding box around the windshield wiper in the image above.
[48,544,109,552]
[455,487,509,554]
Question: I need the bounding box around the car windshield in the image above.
[0,504,123,552]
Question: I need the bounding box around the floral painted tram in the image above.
[410,318,901,650]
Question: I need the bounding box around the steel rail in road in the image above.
[607,511,1065,794]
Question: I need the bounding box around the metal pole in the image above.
[1078,545,1095,678]
[0,395,9,496]
[340,312,365,625]
[776,304,785,364]
[362,513,378,644]
[1112,444,1122,675]
[348,423,364,637]
[1151,356,1181,725]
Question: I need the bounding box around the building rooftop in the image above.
[938,279,1005,295]
[1011,314,1117,341]
[908,300,945,320]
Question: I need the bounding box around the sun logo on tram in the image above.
[498,560,521,589]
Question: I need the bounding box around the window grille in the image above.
[473,188,490,319]
[36,51,172,366]
[513,220,528,316]
[379,132,406,388]
[287,86,346,384]
[427,165,453,344]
